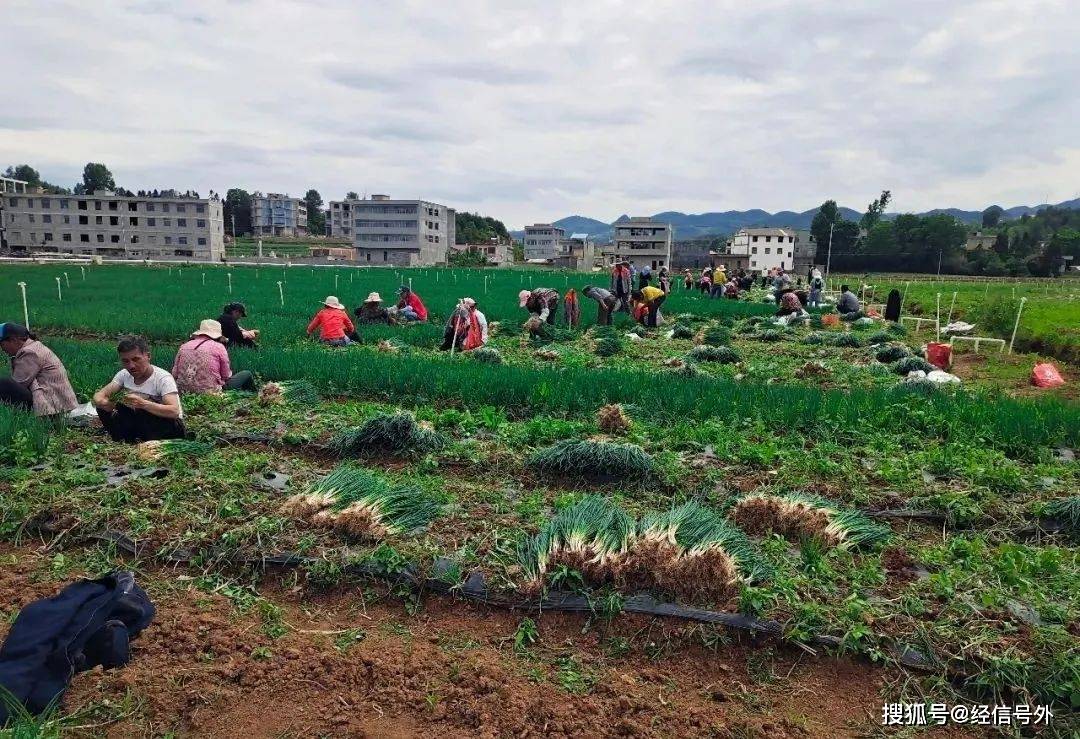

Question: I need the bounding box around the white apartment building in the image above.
[726,228,796,273]
[2,189,225,260]
[327,199,359,238]
[351,195,455,266]
[523,224,565,261]
[608,217,672,269]
[251,193,307,236]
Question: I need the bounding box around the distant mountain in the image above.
[509,199,1080,242]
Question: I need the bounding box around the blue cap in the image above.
[0,322,29,340]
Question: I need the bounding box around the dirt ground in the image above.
[0,545,979,738]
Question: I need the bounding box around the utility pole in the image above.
[231,211,236,241]
[937,248,943,279]
[824,222,835,288]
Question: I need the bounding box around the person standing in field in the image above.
[610,261,632,313]
[582,285,618,326]
[395,286,428,322]
[92,335,186,443]
[307,296,357,346]
[0,322,78,418]
[808,270,824,308]
[632,285,667,328]
[218,302,258,349]
[172,319,255,394]
[519,287,560,325]
[658,267,671,294]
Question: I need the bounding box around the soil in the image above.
[0,544,981,738]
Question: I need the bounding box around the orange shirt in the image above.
[306,308,355,341]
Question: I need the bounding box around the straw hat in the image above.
[364,292,383,303]
[322,296,345,310]
[192,319,223,340]
[518,289,531,308]
[462,297,476,308]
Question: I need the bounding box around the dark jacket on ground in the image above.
[0,571,155,723]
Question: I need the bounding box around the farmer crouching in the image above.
[354,292,391,325]
[519,287,560,325]
[92,335,186,443]
[218,302,259,349]
[395,286,428,322]
[172,320,255,394]
[307,296,358,346]
[0,322,78,419]
[632,285,666,327]
[439,298,487,351]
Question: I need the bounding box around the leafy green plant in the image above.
[892,356,935,375]
[528,440,654,482]
[671,323,693,339]
[594,336,623,357]
[829,333,862,348]
[702,325,732,346]
[0,405,51,466]
[729,492,890,549]
[875,345,909,363]
[329,412,444,457]
[470,347,502,364]
[754,329,784,342]
[687,346,740,364]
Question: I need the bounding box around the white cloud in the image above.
[1,0,1077,228]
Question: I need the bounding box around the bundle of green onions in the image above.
[281,464,441,539]
[257,380,320,406]
[329,412,444,457]
[729,492,890,549]
[136,438,213,462]
[528,440,654,481]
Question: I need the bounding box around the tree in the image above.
[3,164,70,194]
[304,189,325,235]
[810,200,860,267]
[981,205,1004,228]
[82,162,115,193]
[345,191,359,200]
[860,190,891,232]
[223,189,253,237]
[993,232,1010,256]
[455,212,510,244]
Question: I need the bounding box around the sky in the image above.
[2,0,1078,229]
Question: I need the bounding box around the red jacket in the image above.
[400,292,428,321]
[307,308,354,341]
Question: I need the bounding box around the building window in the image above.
[60,200,69,209]
[95,216,102,225]
[44,233,53,241]
[147,218,156,226]
[79,215,88,225]
[129,217,138,226]
[63,215,70,224]
[163,218,172,227]
[196,219,205,228]
[28,214,35,223]
[129,202,138,211]
[751,247,758,254]
[7,198,16,207]
[195,204,205,213]
[41,199,51,209]
[97,234,105,243]
[752,235,758,242]
[765,236,771,242]
[110,234,120,243]
[765,247,771,254]
[78,200,87,210]
[80,234,89,242]
[751,260,757,267]
[146,203,155,211]
[383,250,388,262]
[108,201,118,211]
[42,215,52,224]
[366,252,371,262]
[178,218,187,227]
[148,235,157,244]
[178,236,188,245]
[162,203,170,212]
[176,204,186,213]
[197,237,206,246]
[131,235,139,244]
[165,236,172,245]
[435,235,439,243]
[63,233,71,242]
[109,216,119,226]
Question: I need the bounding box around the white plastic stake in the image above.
[484,275,488,294]
[899,281,910,316]
[935,292,941,341]
[277,281,284,306]
[55,277,62,302]
[178,268,182,278]
[202,273,206,285]
[227,273,233,294]
[409,277,413,292]
[80,266,85,281]
[63,272,70,287]
[945,291,957,329]
[1008,297,1027,354]
[17,282,29,329]
[335,274,339,290]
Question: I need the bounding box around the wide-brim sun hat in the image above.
[365,292,383,303]
[322,296,345,310]
[462,297,476,308]
[192,319,223,340]
[518,290,531,308]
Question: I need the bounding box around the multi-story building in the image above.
[450,240,511,266]
[608,217,672,269]
[553,233,595,270]
[327,199,359,238]
[2,189,225,260]
[523,224,565,261]
[251,193,307,237]
[0,176,29,251]
[351,195,455,266]
[725,227,796,274]
[964,231,998,253]
[793,229,818,277]
[671,239,717,270]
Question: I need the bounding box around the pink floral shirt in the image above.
[172,337,231,393]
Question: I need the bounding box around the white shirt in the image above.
[111,365,184,418]
[475,309,489,343]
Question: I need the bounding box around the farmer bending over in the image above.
[439,298,486,351]
[172,319,255,394]
[0,322,78,419]
[632,285,666,328]
[519,287,560,325]
[92,335,186,443]
[582,285,617,326]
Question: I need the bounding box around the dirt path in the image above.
[0,545,976,738]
